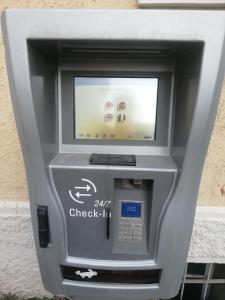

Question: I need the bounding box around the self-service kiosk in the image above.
[2,8,225,300]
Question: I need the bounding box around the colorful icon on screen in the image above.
[104,102,113,111]
[117,113,126,123]
[104,113,113,122]
[117,102,126,111]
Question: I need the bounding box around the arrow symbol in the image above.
[75,192,91,199]
[75,184,91,191]
[69,190,84,204]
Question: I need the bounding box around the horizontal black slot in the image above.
[61,266,160,284]
[90,154,136,166]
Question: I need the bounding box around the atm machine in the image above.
[2,8,225,300]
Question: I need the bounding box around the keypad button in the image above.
[119,215,143,242]
[133,234,142,241]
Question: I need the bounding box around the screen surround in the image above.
[61,71,172,147]
[74,77,158,141]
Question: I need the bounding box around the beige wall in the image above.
[0,0,225,206]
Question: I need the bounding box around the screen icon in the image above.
[117,102,126,111]
[117,113,126,123]
[104,102,113,111]
[104,113,113,122]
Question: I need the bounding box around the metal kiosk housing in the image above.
[2,8,225,300]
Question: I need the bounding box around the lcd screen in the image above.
[121,202,142,218]
[74,77,158,140]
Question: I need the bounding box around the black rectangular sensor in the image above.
[90,154,136,166]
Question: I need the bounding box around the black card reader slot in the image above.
[90,154,136,166]
[37,206,50,248]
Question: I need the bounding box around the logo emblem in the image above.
[75,269,98,279]
[69,178,97,204]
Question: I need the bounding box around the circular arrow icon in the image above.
[69,178,97,204]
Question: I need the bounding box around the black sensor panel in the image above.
[90,154,136,166]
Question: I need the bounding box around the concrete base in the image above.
[0,201,225,298]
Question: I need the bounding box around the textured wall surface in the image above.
[0,202,51,298]
[0,0,225,206]
[189,207,225,263]
[0,202,225,298]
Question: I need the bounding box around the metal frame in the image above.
[178,263,224,300]
[2,8,225,300]
[58,61,175,155]
[138,0,225,9]
[150,263,225,300]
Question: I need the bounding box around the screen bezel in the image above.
[61,71,172,147]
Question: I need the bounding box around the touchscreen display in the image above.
[74,77,158,140]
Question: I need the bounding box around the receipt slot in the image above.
[2,9,225,300]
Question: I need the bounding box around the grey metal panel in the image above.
[138,0,225,8]
[50,153,178,171]
[50,154,176,261]
[172,46,202,147]
[2,8,225,300]
[28,42,59,164]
